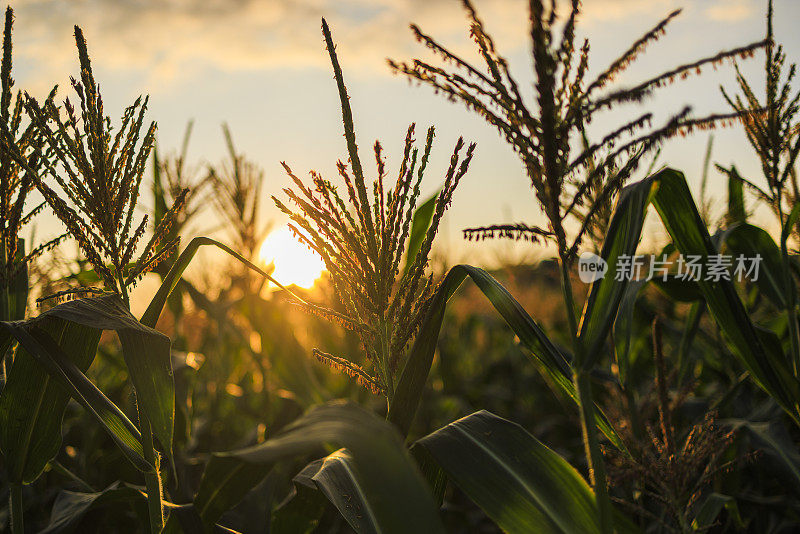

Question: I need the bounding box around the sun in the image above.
[259,224,326,289]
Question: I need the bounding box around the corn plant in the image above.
[718,0,800,382]
[0,21,291,534]
[208,123,273,295]
[0,7,69,532]
[151,19,610,533]
[273,19,474,406]
[0,22,187,532]
[389,1,767,529]
[2,2,800,533]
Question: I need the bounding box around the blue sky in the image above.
[8,0,800,274]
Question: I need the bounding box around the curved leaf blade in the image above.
[722,222,788,309]
[195,401,444,533]
[388,264,624,450]
[41,482,146,534]
[0,320,150,473]
[0,317,100,483]
[646,169,800,415]
[307,450,379,534]
[270,461,327,534]
[578,176,654,367]
[44,295,175,472]
[414,410,637,534]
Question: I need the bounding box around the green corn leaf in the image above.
[612,279,647,387]
[631,169,800,420]
[43,294,175,474]
[678,301,705,383]
[195,401,444,533]
[274,442,447,532]
[573,167,799,422]
[8,238,28,321]
[783,202,800,249]
[0,317,102,483]
[577,172,653,369]
[40,482,147,534]
[722,223,789,310]
[651,276,703,302]
[410,445,447,507]
[691,493,735,531]
[388,264,624,451]
[413,410,638,534]
[300,449,382,534]
[270,461,327,534]
[724,165,747,224]
[724,418,800,493]
[41,481,236,534]
[0,320,150,476]
[142,236,281,329]
[404,189,439,273]
[194,454,273,527]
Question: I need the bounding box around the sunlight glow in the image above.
[259,225,326,289]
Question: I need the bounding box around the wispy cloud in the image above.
[9,0,525,92]
[8,0,771,98]
[705,0,757,22]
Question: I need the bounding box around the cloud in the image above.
[705,0,756,22]
[578,0,681,22]
[8,0,530,93]
[7,0,759,96]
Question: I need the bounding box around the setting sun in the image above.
[259,224,326,289]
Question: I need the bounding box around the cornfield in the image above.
[1,1,800,532]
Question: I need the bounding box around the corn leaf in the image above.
[388,264,624,450]
[194,454,272,527]
[0,320,150,475]
[270,461,327,534]
[404,189,439,273]
[691,493,735,531]
[722,222,790,310]
[6,238,28,321]
[413,410,638,534]
[299,449,382,534]
[40,482,147,534]
[43,294,175,473]
[612,279,647,386]
[651,276,703,302]
[41,481,237,534]
[194,401,444,533]
[721,165,747,224]
[577,173,653,369]
[0,317,102,483]
[724,418,800,493]
[633,168,800,420]
[141,236,275,329]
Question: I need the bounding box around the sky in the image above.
[7,0,800,279]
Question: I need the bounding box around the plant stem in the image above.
[558,255,613,533]
[9,484,23,534]
[138,401,164,533]
[120,269,164,532]
[779,205,800,382]
[1,240,9,386]
[557,255,579,340]
[575,370,613,533]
